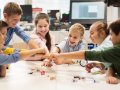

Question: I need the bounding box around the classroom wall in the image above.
[0,0,70,19]
[0,0,119,45]
[0,0,119,21]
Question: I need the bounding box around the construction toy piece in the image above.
[74,76,81,80]
[40,70,45,75]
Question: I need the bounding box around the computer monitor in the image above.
[70,0,107,29]
[48,10,60,19]
[61,14,69,22]
[20,5,32,23]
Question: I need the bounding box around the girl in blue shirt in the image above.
[54,23,86,53]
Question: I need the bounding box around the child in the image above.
[85,21,112,72]
[3,2,38,49]
[50,23,86,64]
[53,23,86,53]
[0,20,45,76]
[90,21,112,51]
[49,19,120,84]
[27,13,55,60]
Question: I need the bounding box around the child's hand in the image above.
[49,53,64,65]
[43,59,53,67]
[85,62,105,73]
[37,47,47,56]
[106,76,119,84]
[37,47,50,58]
[39,47,46,54]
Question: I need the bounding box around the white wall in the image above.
[0,0,70,19]
[0,0,119,45]
[0,0,119,21]
[107,6,119,23]
[32,0,70,16]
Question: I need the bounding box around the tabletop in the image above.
[0,61,120,90]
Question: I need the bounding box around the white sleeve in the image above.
[91,41,113,51]
[57,38,67,52]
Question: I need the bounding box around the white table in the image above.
[0,61,120,90]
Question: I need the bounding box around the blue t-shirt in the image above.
[57,38,86,53]
[4,25,30,46]
[0,51,20,65]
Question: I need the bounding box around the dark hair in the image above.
[0,20,8,30]
[92,21,109,36]
[104,0,120,7]
[35,13,51,51]
[109,19,120,35]
[3,2,23,16]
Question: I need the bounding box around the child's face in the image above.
[36,19,49,37]
[0,27,7,49]
[110,30,120,45]
[68,30,82,47]
[4,14,21,28]
[90,26,105,45]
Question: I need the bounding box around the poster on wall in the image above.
[32,8,42,20]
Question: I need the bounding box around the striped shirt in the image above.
[57,37,87,53]
[0,50,20,65]
[4,25,30,46]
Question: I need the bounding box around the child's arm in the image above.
[51,47,60,53]
[106,66,119,84]
[0,47,45,65]
[49,51,85,65]
[20,48,45,59]
[25,46,49,61]
[3,47,45,60]
[43,47,60,67]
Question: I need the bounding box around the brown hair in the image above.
[69,23,85,36]
[109,19,120,35]
[35,13,51,51]
[0,20,8,30]
[92,21,109,36]
[3,2,22,16]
